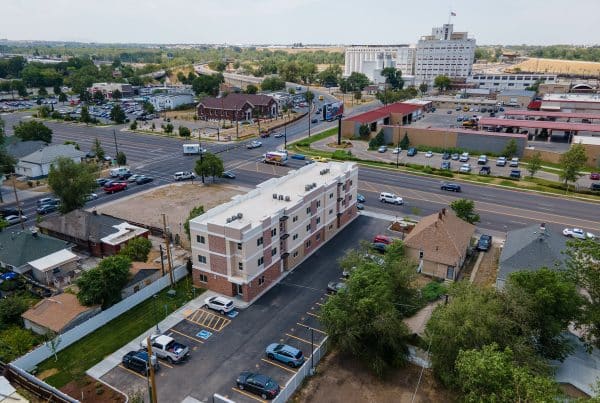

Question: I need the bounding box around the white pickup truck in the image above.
[141,335,189,364]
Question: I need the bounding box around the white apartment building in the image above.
[467,74,557,91]
[189,162,358,303]
[415,24,476,85]
[148,93,194,111]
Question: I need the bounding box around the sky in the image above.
[1,0,599,46]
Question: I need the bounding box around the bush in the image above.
[422,166,433,174]
[27,181,33,187]
[332,150,355,161]
[421,282,447,302]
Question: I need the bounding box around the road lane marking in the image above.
[231,387,266,403]
[261,358,297,373]
[169,328,205,344]
[296,323,327,335]
[306,312,320,318]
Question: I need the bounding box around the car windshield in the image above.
[266,380,277,389]
[294,351,303,359]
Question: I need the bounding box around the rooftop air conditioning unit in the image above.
[237,213,243,219]
[278,195,284,200]
[273,193,278,199]
[231,215,237,222]
[312,182,317,188]
[226,217,232,223]
[285,196,291,201]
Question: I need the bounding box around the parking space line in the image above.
[231,387,266,403]
[285,333,313,345]
[296,323,327,335]
[315,302,324,306]
[158,360,174,369]
[117,365,147,380]
[169,328,205,344]
[306,312,320,318]
[260,358,297,374]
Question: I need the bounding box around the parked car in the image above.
[477,234,492,251]
[36,204,58,215]
[356,203,364,210]
[371,242,388,253]
[441,161,451,170]
[459,152,470,162]
[407,147,417,156]
[590,172,600,180]
[4,215,27,226]
[379,192,403,205]
[1,208,22,218]
[496,156,507,167]
[451,153,460,160]
[136,175,154,185]
[373,235,392,244]
[141,335,189,364]
[96,178,110,187]
[122,350,159,376]
[103,182,127,194]
[479,166,491,175]
[247,140,262,149]
[273,132,284,138]
[563,228,595,240]
[128,174,142,183]
[173,171,195,181]
[459,163,472,173]
[509,169,521,179]
[591,183,600,191]
[441,152,451,160]
[204,296,234,314]
[509,157,520,167]
[222,171,236,179]
[265,344,305,368]
[36,197,58,207]
[477,155,488,165]
[357,193,366,203]
[327,281,347,294]
[425,151,433,158]
[441,182,461,192]
[85,193,98,202]
[377,145,387,153]
[119,172,133,180]
[236,372,280,400]
[311,118,318,124]
[392,147,402,154]
[446,110,452,114]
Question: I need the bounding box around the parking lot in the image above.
[100,215,389,402]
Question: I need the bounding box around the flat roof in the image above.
[29,249,78,272]
[504,110,600,120]
[420,126,527,139]
[191,162,356,230]
[344,102,422,124]
[573,136,600,146]
[543,93,600,103]
[479,118,600,133]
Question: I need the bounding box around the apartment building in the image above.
[467,73,557,91]
[189,162,358,302]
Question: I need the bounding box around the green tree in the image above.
[119,237,152,262]
[183,205,205,239]
[559,143,587,188]
[208,60,227,72]
[346,72,370,91]
[116,151,127,165]
[191,73,224,96]
[91,138,105,161]
[53,84,61,95]
[318,65,342,87]
[0,326,41,362]
[399,132,410,149]
[129,120,137,130]
[163,123,174,134]
[368,130,385,149]
[433,75,452,91]
[13,120,53,143]
[178,126,191,138]
[456,344,562,402]
[354,91,362,102]
[0,295,30,326]
[260,76,286,92]
[358,124,371,138]
[112,89,122,100]
[110,104,126,124]
[502,139,518,158]
[37,105,50,118]
[80,105,91,123]
[48,157,97,213]
[419,83,428,93]
[76,255,131,308]
[381,67,403,90]
[195,152,224,183]
[143,101,155,115]
[527,151,542,177]
[304,90,315,103]
[58,92,68,103]
[450,198,480,224]
[92,90,105,104]
[63,140,80,150]
[245,84,258,94]
[38,87,48,96]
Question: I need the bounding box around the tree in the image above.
[143,101,155,115]
[53,84,61,95]
[110,104,126,124]
[354,91,362,102]
[433,75,451,91]
[0,295,30,326]
[13,120,52,143]
[119,237,152,262]
[527,151,542,177]
[37,105,50,118]
[456,344,562,402]
[58,92,68,103]
[368,130,385,149]
[129,121,137,130]
[38,87,48,96]
[92,90,105,104]
[91,138,105,161]
[183,205,205,239]
[195,152,224,183]
[178,126,191,138]
[112,89,122,100]
[346,72,370,91]
[419,83,429,93]
[450,198,480,224]
[76,255,131,308]
[208,60,227,72]
[163,123,174,134]
[80,105,91,123]
[260,76,286,92]
[304,90,315,103]
[0,326,40,363]
[116,151,127,165]
[63,140,80,150]
[318,65,342,87]
[502,139,518,158]
[191,73,224,96]
[245,84,258,94]
[381,67,404,90]
[399,132,410,149]
[358,124,371,138]
[565,238,600,349]
[48,157,97,213]
[559,143,587,188]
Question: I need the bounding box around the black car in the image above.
[311,118,318,124]
[1,208,22,218]
[36,204,58,215]
[479,166,491,175]
[441,182,461,192]
[441,161,451,170]
[136,176,154,185]
[222,171,236,179]
[510,169,521,179]
[96,178,110,187]
[119,172,133,180]
[371,242,388,253]
[477,234,492,251]
[591,183,600,191]
[122,350,159,376]
[441,152,451,160]
[407,147,417,156]
[236,372,280,400]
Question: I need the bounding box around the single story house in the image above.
[121,262,162,299]
[496,223,567,289]
[148,93,194,111]
[0,229,77,287]
[404,209,476,281]
[4,139,47,160]
[22,293,100,335]
[37,210,149,257]
[197,93,278,121]
[15,144,85,179]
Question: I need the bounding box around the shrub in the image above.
[421,282,447,302]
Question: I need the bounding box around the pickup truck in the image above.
[103,182,127,194]
[141,335,189,364]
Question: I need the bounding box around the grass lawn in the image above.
[37,277,202,388]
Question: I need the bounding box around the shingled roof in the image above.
[19,144,85,165]
[37,210,124,243]
[0,230,72,269]
[21,293,97,333]
[199,93,275,110]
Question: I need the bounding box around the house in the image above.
[0,229,77,287]
[15,144,85,179]
[403,209,476,281]
[496,223,567,289]
[148,93,194,111]
[121,262,162,299]
[21,293,100,335]
[4,138,47,160]
[197,93,278,122]
[37,210,150,257]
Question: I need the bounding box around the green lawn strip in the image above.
[37,278,201,388]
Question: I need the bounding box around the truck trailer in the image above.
[263,151,288,166]
[183,144,207,155]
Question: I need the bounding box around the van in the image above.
[110,167,130,178]
[318,95,324,101]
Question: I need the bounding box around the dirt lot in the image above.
[94,183,249,248]
[471,245,500,288]
[292,351,454,403]
[61,375,125,403]
[509,57,600,76]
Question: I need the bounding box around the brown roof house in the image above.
[121,262,162,299]
[22,293,100,335]
[403,209,476,281]
[197,93,278,122]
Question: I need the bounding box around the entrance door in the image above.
[236,284,243,296]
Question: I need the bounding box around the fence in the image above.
[11,265,188,372]
[2,363,79,403]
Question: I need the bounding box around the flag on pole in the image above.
[450,11,456,16]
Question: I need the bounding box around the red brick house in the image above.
[197,93,278,121]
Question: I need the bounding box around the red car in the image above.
[590,172,600,180]
[373,235,393,245]
[103,182,127,194]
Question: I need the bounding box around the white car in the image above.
[563,228,595,240]
[459,152,470,162]
[173,171,196,181]
[392,147,402,154]
[459,163,472,173]
[4,215,26,225]
[128,174,142,183]
[247,140,262,149]
[85,193,98,201]
[509,157,520,167]
[425,151,433,158]
[379,192,403,205]
[204,296,235,314]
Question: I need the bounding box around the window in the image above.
[316,234,321,241]
[419,250,424,259]
[258,256,264,266]
[293,234,298,240]
[238,262,243,271]
[446,266,455,280]
[271,228,277,237]
[237,242,242,250]
[293,251,299,258]
[329,224,333,230]
[316,200,321,208]
[306,207,311,214]
[349,194,353,200]
[293,215,298,222]
[197,235,205,244]
[198,255,207,264]
[305,240,311,248]
[306,224,311,232]
[350,180,353,186]
[257,237,263,246]
[258,276,265,286]
[316,217,320,224]
[271,248,277,256]
[199,274,208,283]
[329,193,333,199]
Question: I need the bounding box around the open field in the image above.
[508,57,600,76]
[256,46,345,54]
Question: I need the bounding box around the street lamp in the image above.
[304,325,315,375]
[152,294,160,334]
[284,119,287,150]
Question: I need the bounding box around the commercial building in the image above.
[89,82,133,98]
[344,45,407,82]
[148,93,194,111]
[541,93,600,113]
[341,102,426,137]
[496,89,535,108]
[197,93,278,121]
[189,162,358,302]
[415,23,476,85]
[467,74,557,91]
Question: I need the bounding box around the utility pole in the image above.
[11,175,24,230]
[284,120,287,150]
[146,336,158,403]
[162,214,174,287]
[199,128,205,184]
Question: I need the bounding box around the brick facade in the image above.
[208,234,226,254]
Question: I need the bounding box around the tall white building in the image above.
[415,24,476,85]
[344,45,409,83]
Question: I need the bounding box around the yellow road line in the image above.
[306,312,320,318]
[261,358,297,374]
[169,328,204,344]
[285,333,313,345]
[157,360,174,369]
[231,387,266,403]
[117,365,147,380]
[296,323,327,335]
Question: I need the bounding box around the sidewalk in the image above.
[0,186,43,204]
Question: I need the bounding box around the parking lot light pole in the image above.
[284,120,287,150]
[305,325,314,375]
[396,143,400,168]
[152,294,160,334]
